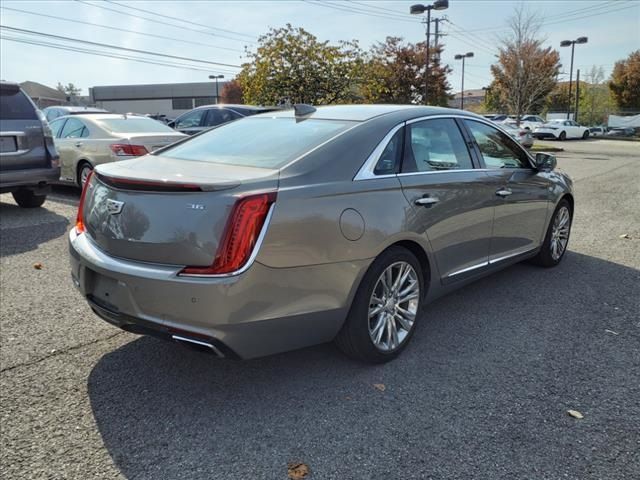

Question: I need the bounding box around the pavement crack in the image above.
[0,331,126,374]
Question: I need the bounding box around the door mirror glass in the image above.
[535,152,556,171]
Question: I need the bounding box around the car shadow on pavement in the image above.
[0,202,69,256]
[87,251,639,480]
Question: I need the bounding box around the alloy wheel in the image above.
[550,206,571,260]
[80,165,92,188]
[368,261,420,352]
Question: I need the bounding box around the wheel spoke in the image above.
[371,315,386,343]
[389,317,399,349]
[368,305,384,318]
[394,312,413,331]
[391,263,405,291]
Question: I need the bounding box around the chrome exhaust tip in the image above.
[171,335,225,358]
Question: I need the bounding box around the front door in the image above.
[397,117,495,283]
[463,119,551,263]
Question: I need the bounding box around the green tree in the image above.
[56,82,82,98]
[579,66,615,125]
[489,7,561,121]
[609,50,640,111]
[237,24,363,105]
[360,36,451,106]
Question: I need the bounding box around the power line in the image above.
[0,6,244,53]
[302,0,420,24]
[0,35,228,74]
[105,0,256,41]
[74,0,255,44]
[0,25,242,69]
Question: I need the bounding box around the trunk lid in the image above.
[122,132,186,153]
[83,156,279,266]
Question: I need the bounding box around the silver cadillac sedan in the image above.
[69,105,574,363]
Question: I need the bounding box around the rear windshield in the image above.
[96,117,175,133]
[158,117,355,169]
[0,89,37,120]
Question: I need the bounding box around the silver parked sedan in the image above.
[49,114,186,188]
[69,105,574,363]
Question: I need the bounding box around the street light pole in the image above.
[454,52,474,109]
[410,0,449,105]
[560,37,587,120]
[208,74,224,104]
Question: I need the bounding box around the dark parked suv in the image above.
[0,82,60,207]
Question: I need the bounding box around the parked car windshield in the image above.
[159,117,355,169]
[96,117,176,133]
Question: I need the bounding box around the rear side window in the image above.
[402,118,473,173]
[0,89,38,120]
[374,129,403,175]
[160,117,354,169]
[203,108,241,127]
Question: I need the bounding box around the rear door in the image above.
[397,117,495,283]
[0,85,47,171]
[462,119,550,262]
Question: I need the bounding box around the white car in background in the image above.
[49,114,186,187]
[532,119,590,141]
[518,115,545,131]
[501,122,534,148]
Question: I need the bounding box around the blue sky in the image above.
[1,0,638,95]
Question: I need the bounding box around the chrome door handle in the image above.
[496,189,512,197]
[75,142,83,147]
[415,196,439,206]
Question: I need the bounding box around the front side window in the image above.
[174,109,206,129]
[159,117,354,169]
[49,118,66,137]
[402,118,473,173]
[60,118,88,138]
[464,120,529,169]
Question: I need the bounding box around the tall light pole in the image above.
[560,37,587,119]
[208,74,224,103]
[454,52,474,110]
[410,0,449,105]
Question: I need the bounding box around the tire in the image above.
[335,246,424,363]
[582,130,589,140]
[77,162,93,189]
[558,131,567,141]
[530,199,572,268]
[12,189,46,208]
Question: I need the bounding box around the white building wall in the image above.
[95,99,192,117]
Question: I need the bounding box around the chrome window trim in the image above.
[353,113,536,182]
[353,123,404,180]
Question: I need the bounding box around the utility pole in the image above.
[575,69,580,124]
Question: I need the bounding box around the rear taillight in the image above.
[110,144,149,156]
[75,170,94,234]
[179,192,277,276]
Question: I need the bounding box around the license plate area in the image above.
[0,136,17,153]
[85,268,126,312]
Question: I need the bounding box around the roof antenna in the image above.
[293,104,316,117]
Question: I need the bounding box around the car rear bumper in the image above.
[69,229,370,359]
[531,131,558,140]
[0,166,60,193]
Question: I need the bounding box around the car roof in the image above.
[193,104,274,111]
[52,113,153,122]
[256,104,479,122]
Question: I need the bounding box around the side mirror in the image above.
[167,121,175,129]
[535,152,556,171]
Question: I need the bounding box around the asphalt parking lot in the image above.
[1,139,639,479]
